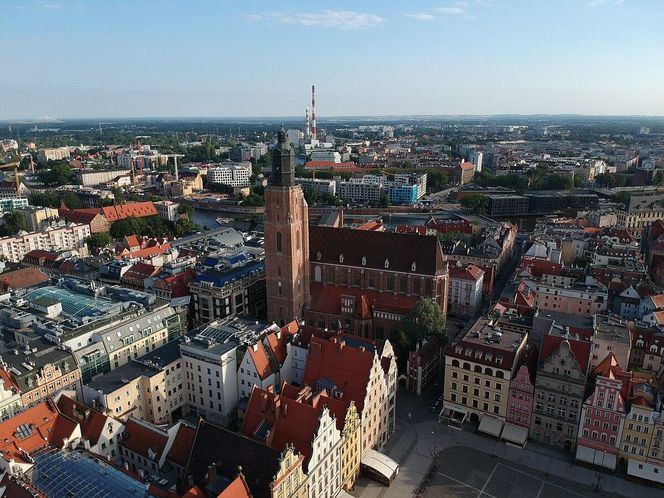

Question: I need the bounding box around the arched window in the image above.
[452,359,459,367]
[463,362,471,370]
[474,365,482,373]
[314,266,322,282]
[276,231,282,253]
[496,371,504,379]
[484,367,493,376]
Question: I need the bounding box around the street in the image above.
[350,385,661,498]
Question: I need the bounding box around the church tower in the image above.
[264,130,310,325]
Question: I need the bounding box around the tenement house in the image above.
[442,310,529,439]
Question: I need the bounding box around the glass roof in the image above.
[25,287,115,320]
[31,447,149,497]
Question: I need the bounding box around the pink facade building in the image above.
[504,348,537,447]
[507,348,537,428]
[576,353,631,470]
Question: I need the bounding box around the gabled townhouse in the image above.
[504,347,537,447]
[628,329,664,374]
[620,381,664,485]
[185,419,308,498]
[55,393,124,463]
[241,384,340,498]
[575,353,631,470]
[531,334,591,452]
[120,417,196,488]
[303,335,397,455]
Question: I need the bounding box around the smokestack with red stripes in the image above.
[305,108,310,138]
[311,84,317,142]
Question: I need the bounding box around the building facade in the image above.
[530,336,590,452]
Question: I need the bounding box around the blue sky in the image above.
[1,0,663,119]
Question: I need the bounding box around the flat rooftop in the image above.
[462,316,527,353]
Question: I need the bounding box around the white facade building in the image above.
[296,178,336,197]
[310,150,341,163]
[37,147,71,163]
[307,407,342,498]
[207,162,252,187]
[154,200,180,222]
[0,223,90,262]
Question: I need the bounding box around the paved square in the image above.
[423,447,620,498]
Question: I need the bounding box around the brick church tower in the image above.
[264,130,310,325]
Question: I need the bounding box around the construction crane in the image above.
[0,161,21,193]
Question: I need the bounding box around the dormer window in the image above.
[361,256,367,266]
[411,262,417,272]
[339,254,344,263]
[384,259,390,269]
[317,251,322,261]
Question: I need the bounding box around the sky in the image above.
[1,0,663,119]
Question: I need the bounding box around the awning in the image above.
[627,458,664,484]
[501,422,528,447]
[440,404,467,426]
[575,445,617,470]
[478,414,504,438]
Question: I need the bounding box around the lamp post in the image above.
[594,447,606,492]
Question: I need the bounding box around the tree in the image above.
[378,195,389,208]
[396,298,447,370]
[177,203,194,219]
[38,161,75,186]
[87,232,111,248]
[111,187,125,204]
[460,194,489,215]
[0,211,25,237]
[61,192,84,209]
[304,188,319,205]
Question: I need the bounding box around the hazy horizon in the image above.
[2,0,663,120]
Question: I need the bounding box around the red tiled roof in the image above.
[124,235,140,248]
[265,331,288,368]
[116,243,171,260]
[355,220,383,231]
[218,474,253,498]
[449,263,484,282]
[303,336,374,415]
[539,335,591,374]
[101,202,157,222]
[458,162,474,171]
[182,486,206,498]
[304,161,364,173]
[56,395,109,446]
[308,283,418,317]
[23,249,60,262]
[166,423,196,468]
[122,262,160,280]
[122,419,168,460]
[0,267,49,291]
[0,401,61,464]
[59,208,103,224]
[241,387,320,468]
[248,342,273,381]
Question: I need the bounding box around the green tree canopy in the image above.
[0,211,25,237]
[460,194,489,215]
[87,232,111,248]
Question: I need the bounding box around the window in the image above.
[276,231,282,252]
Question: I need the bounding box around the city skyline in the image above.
[2,0,664,119]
